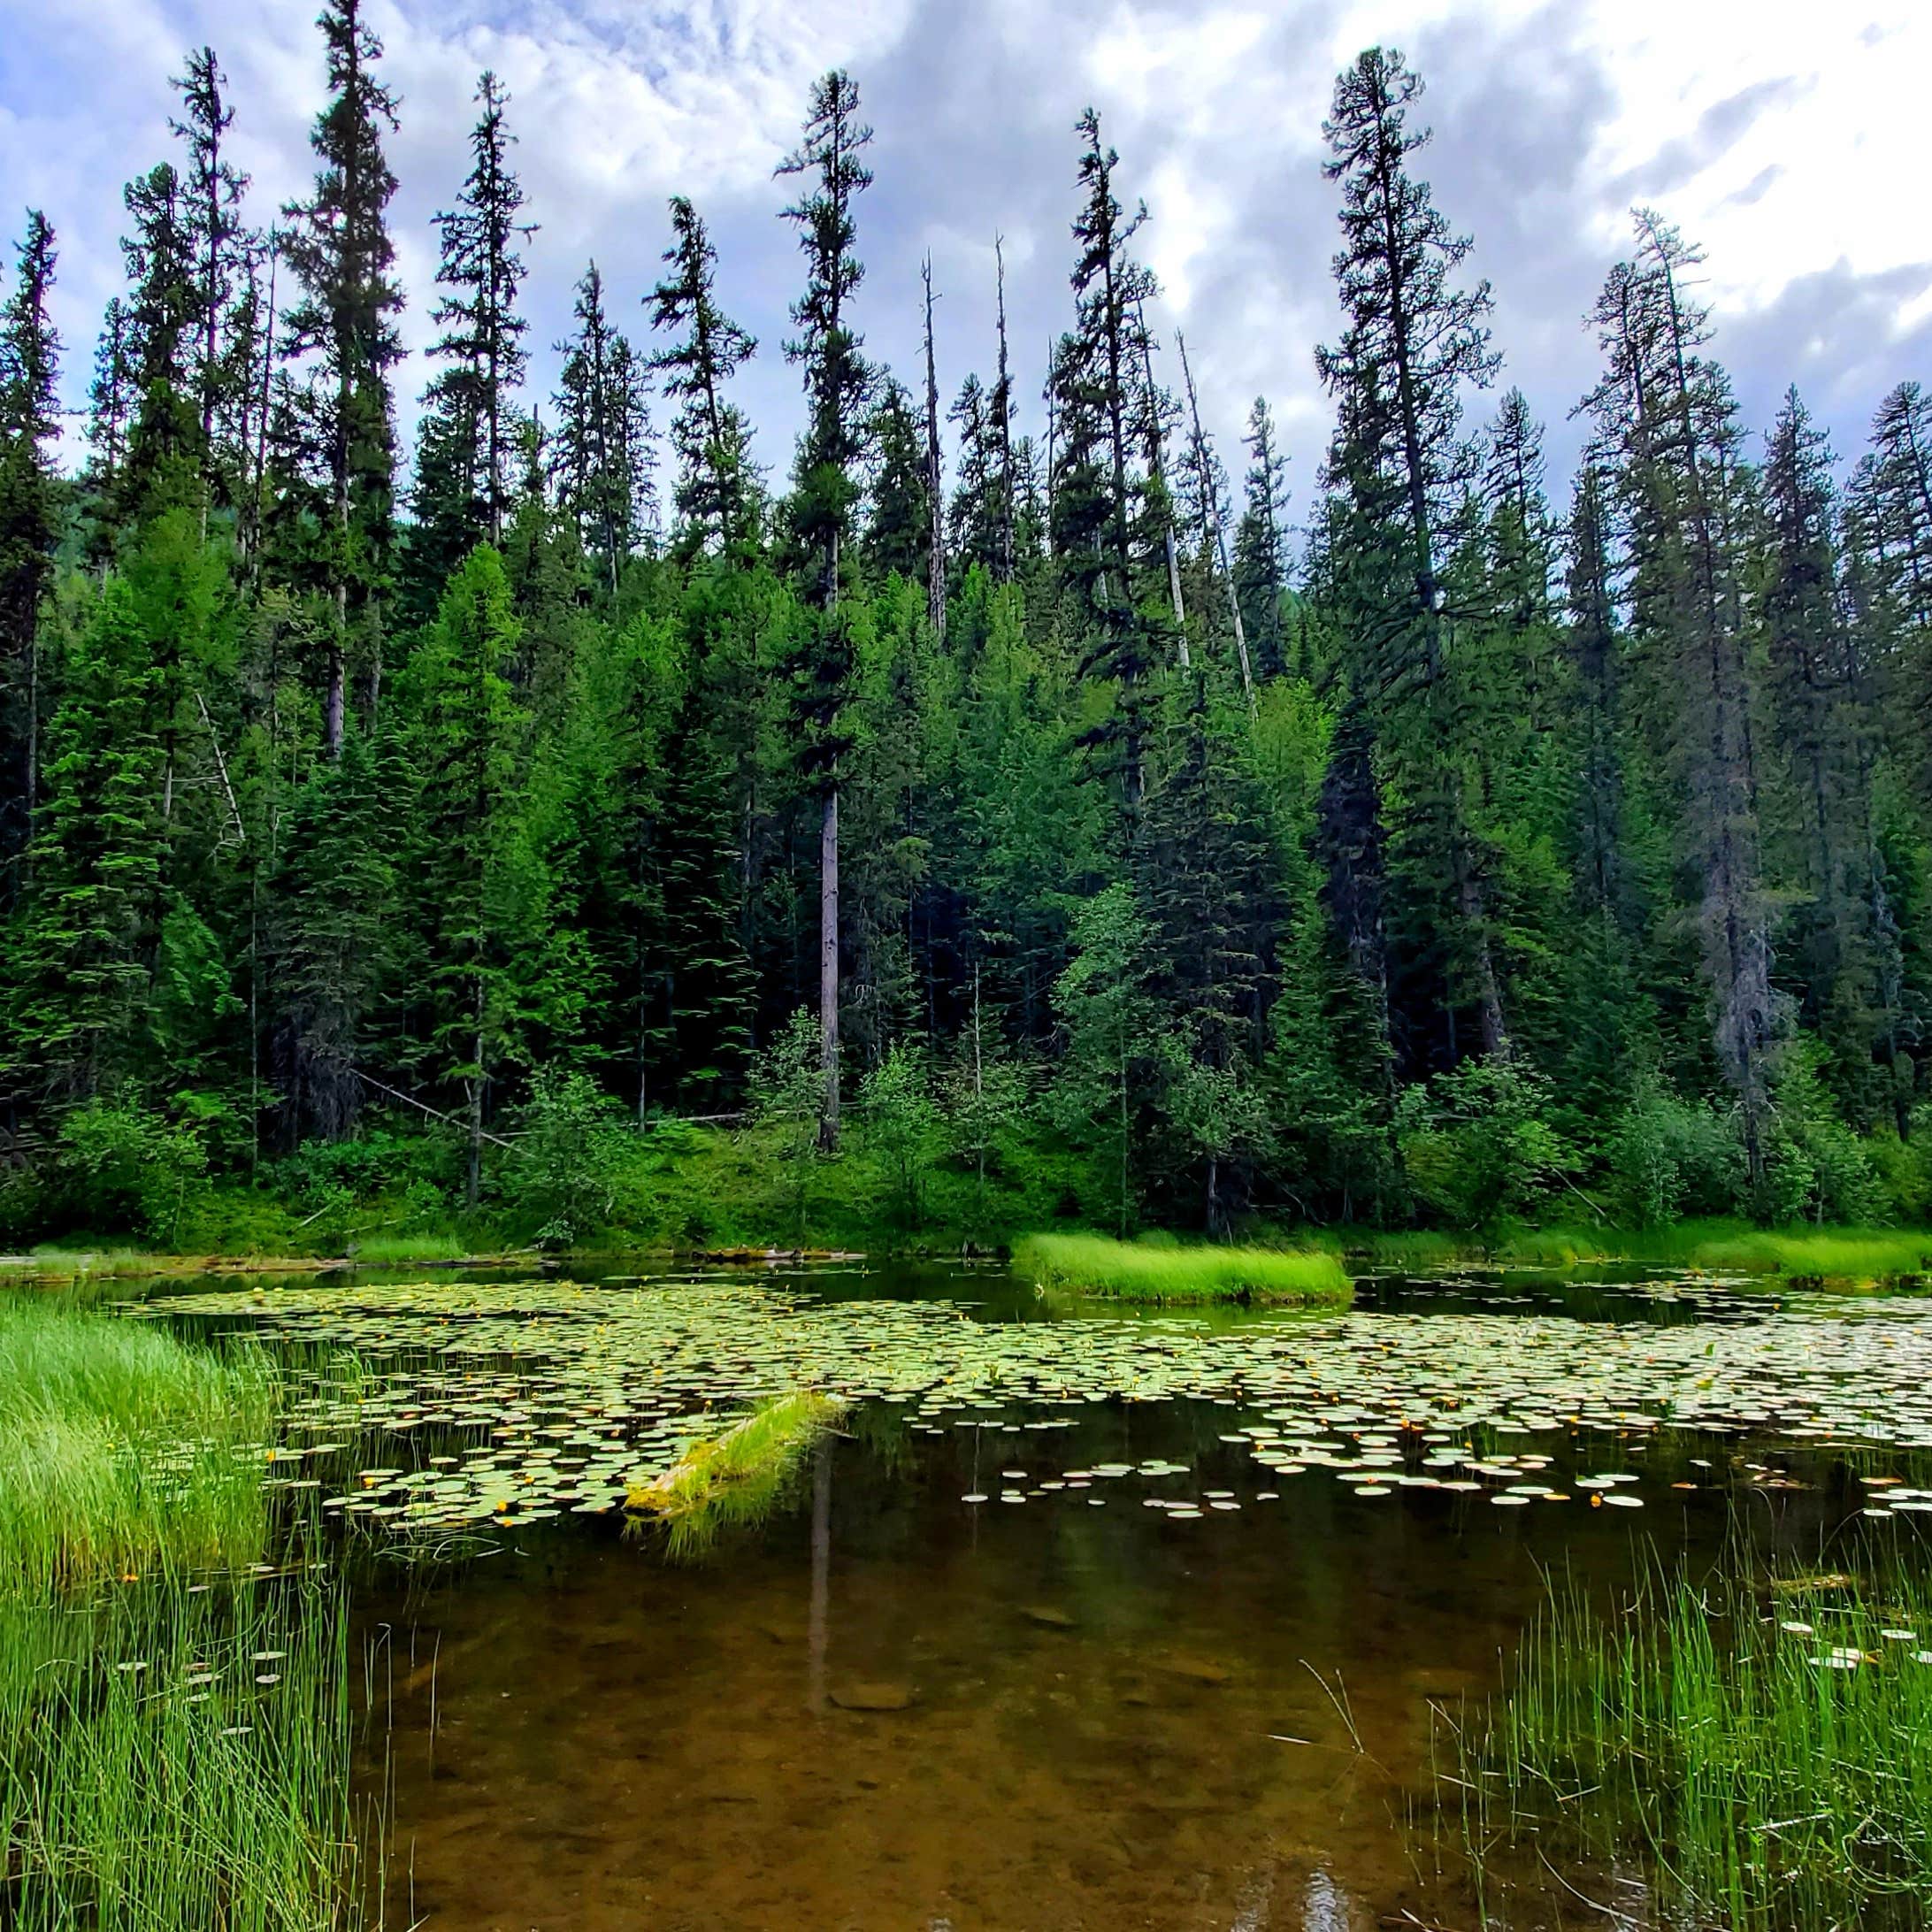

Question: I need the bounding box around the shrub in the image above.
[1605,1077,1745,1226]
[55,1095,210,1246]
[1396,1058,1574,1229]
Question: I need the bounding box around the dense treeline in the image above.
[4,9,1931,1247]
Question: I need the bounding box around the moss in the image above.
[625,1392,848,1558]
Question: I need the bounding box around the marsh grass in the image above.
[627,1392,848,1559]
[1449,1565,1932,1928]
[1014,1232,1353,1305]
[346,1231,474,1265]
[0,1298,272,1591]
[0,1576,364,1931]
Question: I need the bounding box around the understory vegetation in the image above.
[1448,1566,1932,1928]
[0,25,1928,1261]
[1015,1231,1351,1304]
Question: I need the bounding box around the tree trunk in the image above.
[819,781,840,1152]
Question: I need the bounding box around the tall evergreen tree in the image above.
[775,68,874,1150]
[280,0,405,755]
[647,196,758,553]
[0,211,60,887]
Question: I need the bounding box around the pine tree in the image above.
[775,68,874,1150]
[118,162,202,518]
[0,211,60,886]
[404,546,527,1204]
[648,196,758,554]
[280,0,405,755]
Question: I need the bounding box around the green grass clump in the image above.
[0,1298,272,1591]
[627,1391,848,1558]
[1014,1232,1353,1305]
[347,1230,472,1265]
[0,1578,364,1931]
[1453,1566,1932,1928]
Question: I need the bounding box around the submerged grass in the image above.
[0,1577,364,1931]
[1450,1563,1932,1928]
[0,1297,272,1591]
[1015,1232,1353,1305]
[626,1392,848,1559]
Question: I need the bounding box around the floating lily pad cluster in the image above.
[150,1273,1932,1537]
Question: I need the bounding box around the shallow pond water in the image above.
[142,1259,1932,1929]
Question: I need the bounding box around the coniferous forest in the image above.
[4,8,1932,1253]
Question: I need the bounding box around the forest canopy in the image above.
[2,8,1929,1248]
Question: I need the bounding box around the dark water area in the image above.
[142,1256,1870,1932]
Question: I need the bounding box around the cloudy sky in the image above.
[3,0,1927,516]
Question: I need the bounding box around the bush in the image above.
[1396,1058,1574,1229]
[859,1043,941,1228]
[499,1069,639,1236]
[1605,1077,1745,1226]
[55,1095,210,1245]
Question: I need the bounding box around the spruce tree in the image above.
[0,211,60,886]
[775,68,874,1150]
[280,0,405,755]
[412,70,534,582]
[170,46,252,518]
[1233,396,1290,676]
[647,196,758,553]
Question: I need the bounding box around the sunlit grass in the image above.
[348,1230,472,1265]
[1014,1231,1353,1305]
[626,1391,848,1558]
[0,1298,272,1592]
[1448,1565,1932,1928]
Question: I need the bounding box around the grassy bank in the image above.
[0,1297,273,1590]
[627,1392,849,1558]
[1376,1218,1932,1282]
[1451,1566,1932,1928]
[0,1296,368,1930]
[1015,1232,1353,1305]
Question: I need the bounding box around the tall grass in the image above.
[0,1298,272,1590]
[1014,1231,1353,1305]
[0,1578,364,1930]
[1450,1565,1932,1928]
[627,1392,848,1558]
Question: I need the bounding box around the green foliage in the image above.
[56,1093,209,1244]
[1605,1076,1744,1226]
[1396,1057,1574,1228]
[748,1008,828,1242]
[499,1067,634,1238]
[858,1041,940,1228]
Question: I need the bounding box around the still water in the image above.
[149,1259,1882,1932]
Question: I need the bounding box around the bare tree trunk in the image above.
[1177,330,1254,709]
[819,782,840,1153]
[921,257,946,638]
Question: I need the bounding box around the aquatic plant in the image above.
[0,1576,364,1931]
[0,1297,272,1591]
[627,1391,848,1558]
[1451,1565,1932,1928]
[1014,1232,1353,1305]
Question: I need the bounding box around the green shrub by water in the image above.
[1453,1567,1932,1928]
[0,1298,272,1590]
[1014,1232,1353,1304]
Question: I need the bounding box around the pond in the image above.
[140,1258,1932,1930]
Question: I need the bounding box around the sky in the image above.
[2,0,1928,524]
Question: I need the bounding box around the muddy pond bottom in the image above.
[349,1394,1820,1932]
